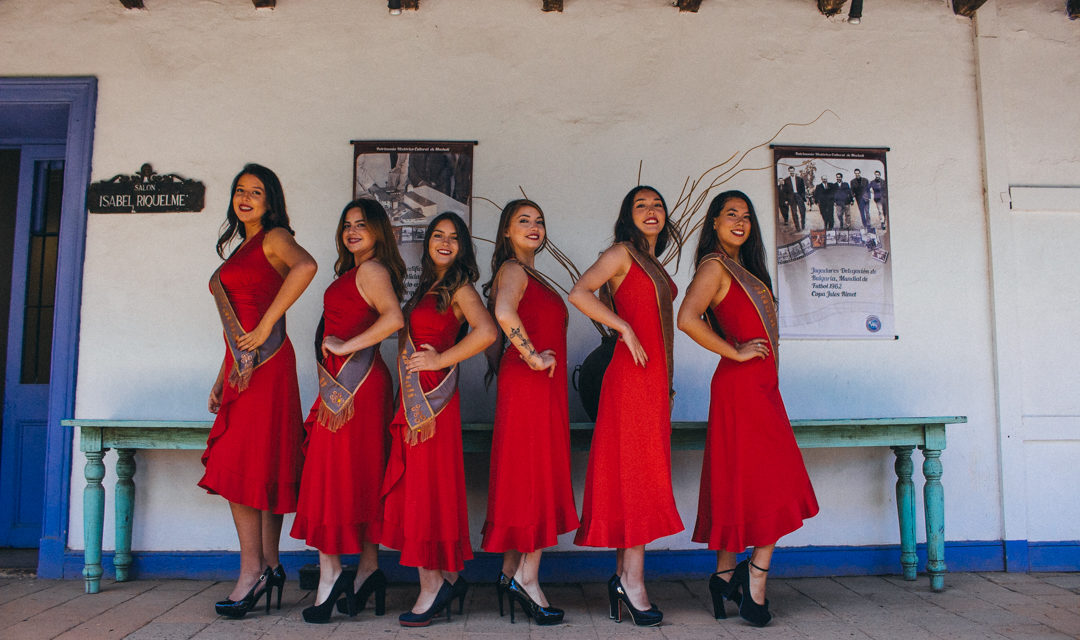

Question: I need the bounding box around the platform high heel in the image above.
[450,574,469,615]
[732,559,772,627]
[608,576,663,627]
[606,574,619,619]
[215,567,272,619]
[496,572,510,617]
[708,568,741,619]
[399,580,455,627]
[268,564,286,611]
[302,571,354,624]
[336,568,387,616]
[507,578,564,625]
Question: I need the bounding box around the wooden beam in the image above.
[818,0,846,17]
[676,0,702,12]
[119,0,144,8]
[951,0,988,17]
[1069,0,1080,20]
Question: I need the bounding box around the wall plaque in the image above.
[88,163,205,213]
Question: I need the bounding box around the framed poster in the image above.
[772,145,893,338]
[352,140,477,296]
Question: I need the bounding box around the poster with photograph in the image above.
[352,140,477,297]
[772,145,893,338]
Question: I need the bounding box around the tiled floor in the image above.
[0,572,1078,639]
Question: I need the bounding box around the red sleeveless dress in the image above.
[199,230,303,513]
[692,282,819,550]
[481,272,580,553]
[379,294,472,571]
[575,260,685,548]
[290,268,391,553]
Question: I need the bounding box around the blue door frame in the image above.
[0,78,96,577]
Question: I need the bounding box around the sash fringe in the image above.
[228,367,251,392]
[316,398,354,433]
[403,420,436,446]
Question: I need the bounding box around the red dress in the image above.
[692,282,819,551]
[290,269,391,554]
[481,272,580,553]
[575,260,685,548]
[199,230,303,513]
[379,294,472,571]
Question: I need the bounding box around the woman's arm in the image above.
[404,284,497,373]
[676,260,769,362]
[237,227,318,351]
[493,263,556,377]
[568,245,649,366]
[322,260,405,357]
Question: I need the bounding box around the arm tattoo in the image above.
[508,326,538,359]
[509,326,524,342]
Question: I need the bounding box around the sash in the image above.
[619,242,675,394]
[397,327,459,446]
[315,338,377,433]
[700,251,779,369]
[209,265,286,392]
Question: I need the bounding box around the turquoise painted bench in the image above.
[62,416,964,594]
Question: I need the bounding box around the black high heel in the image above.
[215,567,272,619]
[450,574,469,615]
[302,571,354,624]
[606,574,619,619]
[708,568,741,619]
[268,565,286,611]
[399,580,455,627]
[732,559,772,627]
[609,576,663,627]
[496,571,510,617]
[335,568,388,616]
[507,578,564,625]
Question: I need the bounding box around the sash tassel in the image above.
[316,397,355,433]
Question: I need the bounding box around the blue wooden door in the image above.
[0,145,65,548]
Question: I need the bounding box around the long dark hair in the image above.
[333,198,407,301]
[215,163,294,258]
[694,190,773,295]
[404,212,479,315]
[614,185,683,262]
[481,199,548,386]
[481,199,546,301]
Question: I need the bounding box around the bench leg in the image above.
[891,446,917,581]
[922,447,946,591]
[114,449,136,582]
[83,450,106,594]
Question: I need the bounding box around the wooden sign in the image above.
[88,163,205,213]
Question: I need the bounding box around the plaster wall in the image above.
[0,0,1010,554]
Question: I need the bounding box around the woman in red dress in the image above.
[200,164,317,618]
[379,212,497,627]
[569,186,684,627]
[289,199,405,623]
[677,190,819,627]
[480,200,579,625]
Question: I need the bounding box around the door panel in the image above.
[0,145,64,547]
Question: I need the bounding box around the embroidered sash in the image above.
[209,266,286,392]
[315,339,376,432]
[398,328,459,446]
[700,251,779,369]
[619,242,675,394]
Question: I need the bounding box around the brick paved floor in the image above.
[0,572,1077,639]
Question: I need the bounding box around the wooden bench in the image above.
[62,416,964,594]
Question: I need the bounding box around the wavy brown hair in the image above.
[333,199,406,301]
[215,163,294,258]
[614,185,682,266]
[404,212,479,315]
[694,190,773,296]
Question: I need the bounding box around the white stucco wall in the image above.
[4,0,1071,556]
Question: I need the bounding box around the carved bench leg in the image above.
[114,449,136,582]
[892,445,917,581]
[83,450,106,594]
[922,447,946,591]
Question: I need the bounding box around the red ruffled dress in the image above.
[481,272,579,553]
[290,268,391,553]
[692,282,819,550]
[575,260,685,548]
[379,294,472,571]
[199,230,303,513]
